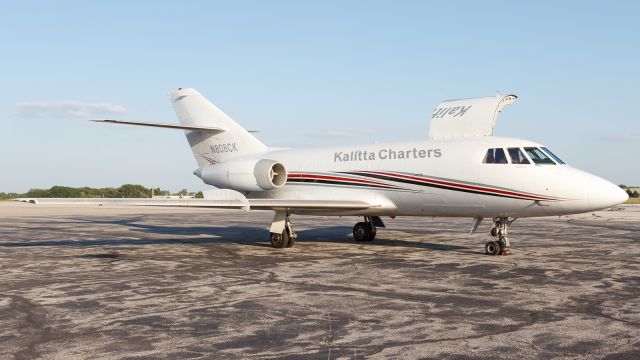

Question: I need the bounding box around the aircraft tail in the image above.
[169,88,267,168]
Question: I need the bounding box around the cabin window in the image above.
[507,148,530,164]
[483,148,508,164]
[524,147,556,165]
[541,147,566,164]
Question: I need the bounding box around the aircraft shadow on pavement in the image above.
[295,226,470,252]
[1,217,471,253]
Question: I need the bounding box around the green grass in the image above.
[625,198,640,204]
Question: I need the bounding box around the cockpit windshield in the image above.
[541,147,566,164]
[507,147,530,164]
[483,148,508,164]
[482,146,566,165]
[524,147,556,165]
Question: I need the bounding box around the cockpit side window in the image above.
[541,147,566,165]
[524,147,556,165]
[507,148,530,164]
[483,148,508,164]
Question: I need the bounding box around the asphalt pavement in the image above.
[0,202,639,359]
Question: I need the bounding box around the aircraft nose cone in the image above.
[588,177,628,210]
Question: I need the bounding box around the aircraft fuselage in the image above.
[244,136,626,218]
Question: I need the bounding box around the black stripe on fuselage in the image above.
[338,171,530,200]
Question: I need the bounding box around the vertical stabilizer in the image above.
[428,94,517,139]
[169,88,267,168]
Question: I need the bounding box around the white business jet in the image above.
[20,88,628,255]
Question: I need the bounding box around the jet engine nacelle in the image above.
[196,159,287,192]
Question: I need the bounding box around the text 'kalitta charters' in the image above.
[334,148,441,162]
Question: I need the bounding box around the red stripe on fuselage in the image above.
[356,171,559,201]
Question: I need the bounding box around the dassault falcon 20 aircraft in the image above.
[20,88,628,255]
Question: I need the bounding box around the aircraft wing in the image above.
[428,94,517,139]
[246,199,373,211]
[15,190,378,211]
[16,197,248,208]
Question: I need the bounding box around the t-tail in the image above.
[168,88,267,168]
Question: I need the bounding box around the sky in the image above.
[1,0,638,193]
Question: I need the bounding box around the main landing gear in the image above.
[485,217,516,256]
[269,211,297,248]
[353,216,384,242]
[268,213,385,248]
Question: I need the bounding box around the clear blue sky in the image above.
[1,0,638,193]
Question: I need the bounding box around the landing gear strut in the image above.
[486,217,516,256]
[269,211,297,248]
[353,216,379,242]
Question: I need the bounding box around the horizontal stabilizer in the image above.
[92,119,228,134]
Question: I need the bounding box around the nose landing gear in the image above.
[486,217,516,255]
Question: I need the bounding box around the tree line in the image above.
[619,185,640,199]
[0,185,204,200]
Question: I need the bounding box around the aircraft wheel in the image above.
[270,230,289,248]
[485,241,500,256]
[497,241,510,255]
[369,225,377,241]
[353,222,371,242]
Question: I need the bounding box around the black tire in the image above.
[485,241,500,256]
[498,241,505,252]
[368,224,377,241]
[353,222,370,242]
[270,230,289,248]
